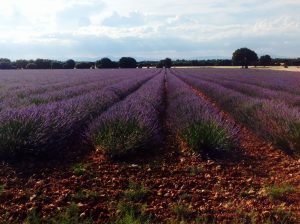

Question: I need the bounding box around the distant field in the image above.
[0,68,299,223]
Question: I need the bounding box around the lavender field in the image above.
[1,68,300,158]
[0,68,299,223]
[174,68,300,155]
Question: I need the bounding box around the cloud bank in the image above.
[0,0,299,60]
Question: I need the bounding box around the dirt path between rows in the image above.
[0,72,300,223]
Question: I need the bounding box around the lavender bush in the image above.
[86,72,165,158]
[0,72,154,158]
[167,72,239,155]
[177,72,300,155]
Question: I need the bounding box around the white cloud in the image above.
[0,0,299,59]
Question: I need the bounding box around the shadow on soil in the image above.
[0,141,94,178]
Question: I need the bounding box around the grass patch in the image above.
[123,181,149,202]
[72,190,100,202]
[25,208,41,224]
[114,201,151,224]
[234,210,259,224]
[180,121,234,154]
[265,184,295,200]
[189,166,204,176]
[266,208,294,224]
[51,203,92,224]
[71,163,87,176]
[25,203,92,224]
[91,119,147,158]
[171,202,193,222]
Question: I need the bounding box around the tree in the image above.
[164,58,172,68]
[63,59,76,69]
[259,55,272,66]
[15,60,29,69]
[96,58,114,68]
[0,58,12,69]
[156,60,164,68]
[215,59,232,66]
[26,63,37,69]
[51,61,63,69]
[75,62,91,69]
[232,48,258,68]
[35,59,52,69]
[119,57,137,68]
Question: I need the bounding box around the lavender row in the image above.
[0,76,131,109]
[174,68,300,95]
[178,73,300,155]
[167,72,239,155]
[182,73,300,108]
[86,71,165,158]
[0,70,141,104]
[0,72,154,158]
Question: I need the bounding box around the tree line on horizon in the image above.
[0,48,300,70]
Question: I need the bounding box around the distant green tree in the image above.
[215,59,232,66]
[119,57,137,68]
[25,63,37,69]
[164,58,172,68]
[35,59,52,69]
[75,62,91,69]
[63,59,76,69]
[232,48,258,68]
[259,55,272,66]
[96,58,114,68]
[51,61,63,69]
[156,60,164,68]
[15,59,29,69]
[0,58,12,69]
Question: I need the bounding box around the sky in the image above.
[0,0,299,60]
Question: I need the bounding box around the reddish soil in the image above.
[0,78,300,223]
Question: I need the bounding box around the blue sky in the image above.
[0,0,299,60]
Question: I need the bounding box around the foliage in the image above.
[168,74,238,155]
[265,184,295,200]
[75,62,92,69]
[124,181,149,202]
[26,63,37,69]
[171,202,192,222]
[119,57,137,68]
[0,72,153,158]
[64,59,76,69]
[15,59,29,69]
[0,117,42,158]
[232,48,258,67]
[87,73,163,159]
[72,163,87,176]
[114,201,150,224]
[91,119,146,158]
[96,58,117,69]
[0,58,12,69]
[181,121,234,154]
[51,61,64,69]
[35,59,52,69]
[259,55,272,66]
[178,70,300,155]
